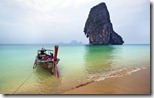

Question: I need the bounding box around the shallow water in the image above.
[0,44,150,94]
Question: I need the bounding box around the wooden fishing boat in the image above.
[33,45,60,78]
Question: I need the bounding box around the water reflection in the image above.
[34,65,61,84]
[31,66,62,93]
[83,45,116,74]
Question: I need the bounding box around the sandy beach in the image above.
[63,67,150,94]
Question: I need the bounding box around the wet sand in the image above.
[63,67,150,94]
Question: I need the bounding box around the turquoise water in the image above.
[0,44,150,94]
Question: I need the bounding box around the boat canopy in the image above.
[37,48,53,55]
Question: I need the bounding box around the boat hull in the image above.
[34,59,60,74]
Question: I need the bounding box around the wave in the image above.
[75,65,149,89]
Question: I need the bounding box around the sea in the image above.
[0,44,150,94]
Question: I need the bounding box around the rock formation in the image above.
[84,3,124,45]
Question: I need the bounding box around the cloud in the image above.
[0,0,150,44]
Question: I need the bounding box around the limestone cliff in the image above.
[84,3,124,45]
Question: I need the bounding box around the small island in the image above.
[84,3,124,45]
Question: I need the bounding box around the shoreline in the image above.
[62,66,150,94]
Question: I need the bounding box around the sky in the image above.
[0,0,150,44]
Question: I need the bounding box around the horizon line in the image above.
[0,43,150,45]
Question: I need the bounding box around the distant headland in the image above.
[56,40,83,45]
[84,3,124,45]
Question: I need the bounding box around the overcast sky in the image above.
[0,0,150,44]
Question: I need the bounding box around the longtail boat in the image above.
[33,45,60,78]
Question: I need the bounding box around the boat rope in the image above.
[12,71,34,94]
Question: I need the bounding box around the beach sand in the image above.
[63,67,150,94]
